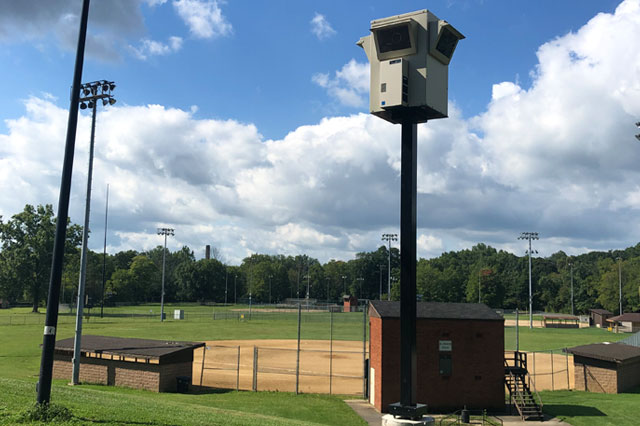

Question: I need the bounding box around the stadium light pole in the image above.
[356,277,364,300]
[157,228,174,322]
[518,232,539,328]
[71,80,116,385]
[224,267,228,305]
[617,257,623,315]
[342,275,347,295]
[100,184,109,318]
[568,261,574,316]
[379,264,384,300]
[382,233,397,301]
[37,0,91,405]
[234,275,237,304]
[268,274,273,305]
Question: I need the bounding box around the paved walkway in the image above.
[345,400,570,426]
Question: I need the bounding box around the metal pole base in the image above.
[387,403,429,420]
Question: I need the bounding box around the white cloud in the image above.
[3,1,640,264]
[310,13,336,40]
[0,0,147,60]
[173,0,232,39]
[312,59,370,107]
[129,36,183,60]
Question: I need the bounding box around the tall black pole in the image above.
[100,184,109,318]
[399,120,417,408]
[37,0,91,404]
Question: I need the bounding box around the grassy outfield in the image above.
[504,326,627,352]
[0,377,366,425]
[540,389,640,426]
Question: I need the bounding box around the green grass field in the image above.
[1,304,637,425]
[540,389,640,426]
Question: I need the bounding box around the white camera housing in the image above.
[357,10,464,124]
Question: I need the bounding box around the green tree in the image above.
[107,255,160,304]
[0,204,81,311]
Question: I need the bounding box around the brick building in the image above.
[52,335,204,392]
[589,309,613,328]
[567,343,640,393]
[343,295,358,312]
[607,313,640,333]
[368,301,504,413]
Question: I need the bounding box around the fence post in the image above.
[296,303,301,394]
[551,349,554,391]
[236,345,240,391]
[532,351,536,389]
[199,346,206,386]
[252,346,257,391]
[566,348,570,390]
[362,301,367,399]
[330,309,333,395]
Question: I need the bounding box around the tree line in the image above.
[1,204,639,314]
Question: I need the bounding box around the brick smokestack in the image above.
[205,245,211,260]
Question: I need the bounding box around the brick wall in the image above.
[573,356,617,393]
[53,353,192,392]
[370,317,504,413]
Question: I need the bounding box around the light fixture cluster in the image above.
[635,121,640,142]
[79,80,116,110]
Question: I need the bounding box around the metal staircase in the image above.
[504,352,543,421]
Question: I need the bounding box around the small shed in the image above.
[566,343,640,393]
[343,295,358,312]
[368,301,504,413]
[589,309,614,328]
[607,313,640,333]
[542,314,579,328]
[52,335,204,392]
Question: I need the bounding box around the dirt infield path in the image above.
[193,339,366,395]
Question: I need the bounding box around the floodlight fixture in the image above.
[79,102,87,110]
[636,121,640,141]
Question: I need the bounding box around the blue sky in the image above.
[1,0,640,264]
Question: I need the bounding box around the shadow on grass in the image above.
[543,404,606,417]
[76,417,181,426]
[188,385,237,395]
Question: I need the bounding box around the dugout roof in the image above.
[566,343,640,363]
[54,335,204,364]
[369,300,503,321]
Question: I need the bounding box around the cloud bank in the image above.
[2,1,640,264]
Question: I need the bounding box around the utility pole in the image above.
[518,232,538,328]
[37,0,91,405]
[381,233,397,301]
[157,228,174,322]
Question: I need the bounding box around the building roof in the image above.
[369,300,503,321]
[54,335,204,364]
[565,343,640,363]
[589,308,613,315]
[607,313,640,323]
[542,314,579,320]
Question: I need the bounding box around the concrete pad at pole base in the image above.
[381,414,435,426]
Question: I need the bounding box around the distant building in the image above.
[343,295,358,312]
[566,343,640,393]
[589,309,614,328]
[368,301,504,413]
[607,313,640,333]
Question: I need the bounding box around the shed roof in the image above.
[589,308,613,315]
[54,335,204,363]
[369,300,503,321]
[542,314,579,320]
[565,343,640,363]
[607,313,640,323]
